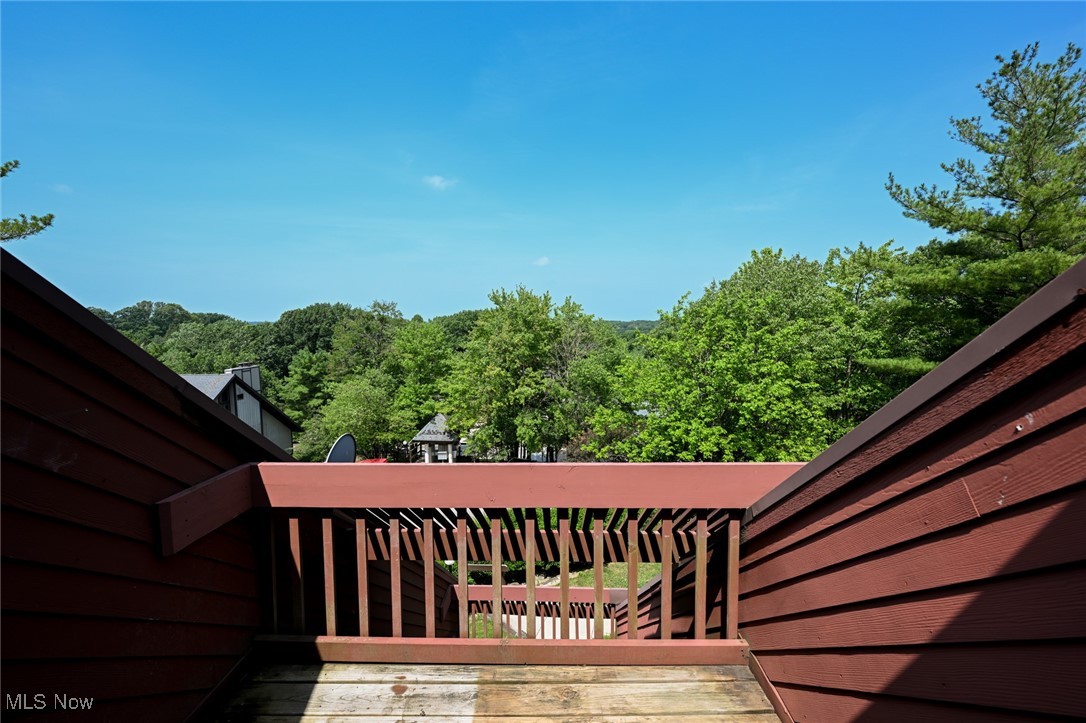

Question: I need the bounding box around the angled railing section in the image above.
[158,462,800,664]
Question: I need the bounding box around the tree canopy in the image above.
[86,42,1083,464]
[445,288,622,461]
[1,160,55,242]
[884,42,1085,362]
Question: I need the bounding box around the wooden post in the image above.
[491,518,501,638]
[355,518,369,637]
[390,515,402,638]
[627,510,639,640]
[269,517,279,633]
[322,517,336,636]
[726,515,740,639]
[457,515,468,639]
[424,516,435,638]
[694,510,707,640]
[288,516,304,633]
[593,516,604,640]
[559,509,570,640]
[525,516,537,639]
[661,511,673,640]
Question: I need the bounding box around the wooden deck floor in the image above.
[218,663,780,721]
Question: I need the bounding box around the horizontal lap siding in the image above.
[364,561,458,638]
[739,299,1086,722]
[1,254,289,721]
[616,544,728,639]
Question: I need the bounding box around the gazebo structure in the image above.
[411,412,459,463]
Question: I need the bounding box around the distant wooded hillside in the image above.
[88,44,1085,464]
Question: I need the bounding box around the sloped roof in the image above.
[412,413,459,443]
[180,373,235,399]
[181,372,301,432]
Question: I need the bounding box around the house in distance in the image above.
[181,364,300,454]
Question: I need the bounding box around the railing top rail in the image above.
[255,462,801,510]
[464,585,629,605]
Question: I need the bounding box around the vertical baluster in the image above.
[269,516,279,633]
[355,519,369,637]
[288,516,304,633]
[593,516,604,640]
[424,516,435,638]
[627,509,639,640]
[322,517,336,636]
[491,518,502,638]
[661,511,673,640]
[726,515,740,639]
[559,509,570,640]
[525,515,537,639]
[694,510,708,640]
[390,515,402,638]
[457,515,468,638]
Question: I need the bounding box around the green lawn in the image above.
[567,562,661,588]
[471,614,500,638]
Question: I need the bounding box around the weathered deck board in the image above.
[229,712,786,716]
[219,663,778,721]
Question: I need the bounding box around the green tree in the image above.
[88,307,115,325]
[445,288,555,459]
[384,319,454,440]
[884,43,1085,363]
[154,318,272,375]
[589,250,861,462]
[1,161,54,242]
[328,301,406,380]
[431,309,484,352]
[824,243,920,418]
[295,370,398,461]
[277,349,333,424]
[543,301,625,460]
[887,43,1085,253]
[263,302,354,378]
[109,300,195,346]
[446,287,622,460]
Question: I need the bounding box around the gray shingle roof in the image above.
[180,373,235,399]
[181,372,301,432]
[412,413,459,443]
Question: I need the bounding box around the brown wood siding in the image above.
[1,251,291,721]
[737,274,1086,721]
[614,543,729,640]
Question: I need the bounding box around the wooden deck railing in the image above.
[463,585,627,639]
[158,462,801,664]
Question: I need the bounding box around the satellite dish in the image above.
[325,434,356,463]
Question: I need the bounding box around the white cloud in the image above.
[422,175,458,190]
[532,256,551,267]
[51,183,73,194]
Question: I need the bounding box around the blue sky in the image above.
[3,2,1083,322]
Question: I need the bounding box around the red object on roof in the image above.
[358,458,388,463]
